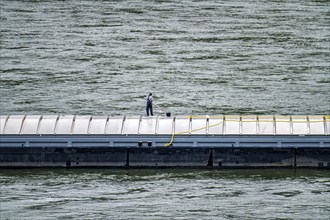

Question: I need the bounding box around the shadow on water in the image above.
[0,168,329,182]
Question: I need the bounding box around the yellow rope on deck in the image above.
[163,115,329,147]
[164,117,223,147]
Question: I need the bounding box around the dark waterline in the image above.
[1,167,329,179]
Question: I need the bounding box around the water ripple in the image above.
[0,0,329,115]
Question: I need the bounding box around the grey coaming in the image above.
[1,134,329,149]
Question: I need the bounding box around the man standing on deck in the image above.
[145,93,153,116]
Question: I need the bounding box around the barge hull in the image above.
[1,147,329,168]
[1,115,329,168]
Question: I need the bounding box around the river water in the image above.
[0,0,329,219]
[0,0,329,115]
[0,169,329,220]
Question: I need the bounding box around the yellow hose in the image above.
[164,118,223,147]
[163,115,329,147]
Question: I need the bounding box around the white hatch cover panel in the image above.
[275,116,291,135]
[258,116,274,135]
[38,115,58,135]
[106,116,124,134]
[122,116,140,134]
[89,116,108,134]
[0,115,8,134]
[326,116,330,135]
[72,115,91,134]
[225,115,240,135]
[174,117,190,134]
[241,115,257,135]
[208,116,224,135]
[292,116,308,135]
[309,116,324,135]
[139,117,157,134]
[3,115,25,134]
[20,115,41,134]
[191,117,207,134]
[55,115,74,134]
[157,117,174,134]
